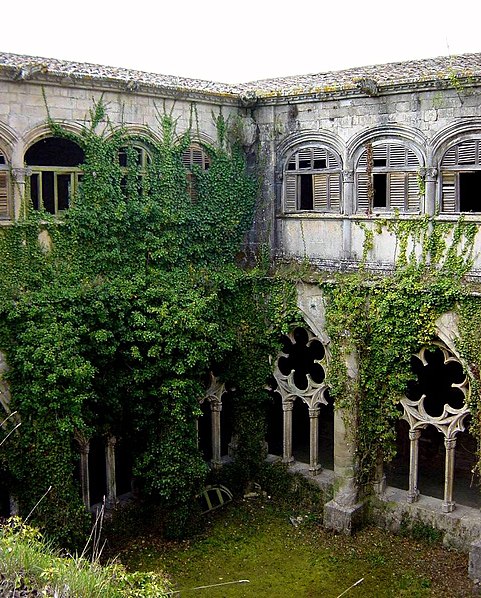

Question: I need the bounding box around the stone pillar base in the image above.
[323,499,365,535]
[468,539,481,581]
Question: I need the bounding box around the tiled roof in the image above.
[0,51,480,100]
[0,52,242,97]
[243,53,481,98]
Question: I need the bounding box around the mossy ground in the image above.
[116,499,474,597]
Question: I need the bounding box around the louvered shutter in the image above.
[312,147,326,162]
[389,173,406,210]
[0,172,8,219]
[298,148,312,168]
[407,173,420,211]
[329,175,341,211]
[389,145,406,168]
[373,145,387,161]
[285,175,297,211]
[442,172,457,212]
[458,140,477,165]
[441,147,457,167]
[313,174,328,211]
[357,173,370,211]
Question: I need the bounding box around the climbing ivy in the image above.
[0,100,298,546]
[324,214,480,485]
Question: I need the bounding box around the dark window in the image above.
[299,174,313,210]
[459,171,481,212]
[25,137,84,167]
[373,173,387,207]
[373,158,387,167]
[313,159,327,169]
[25,138,83,215]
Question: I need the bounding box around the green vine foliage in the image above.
[0,100,297,546]
[324,214,479,485]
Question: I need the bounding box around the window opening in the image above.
[272,327,331,474]
[25,137,84,215]
[373,173,388,208]
[394,344,472,512]
[459,171,481,212]
[299,174,313,210]
[441,139,481,213]
[283,146,342,213]
[356,143,421,212]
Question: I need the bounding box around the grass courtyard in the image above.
[116,498,475,597]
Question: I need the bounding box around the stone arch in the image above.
[24,134,84,215]
[271,322,331,474]
[279,137,344,214]
[0,121,18,158]
[22,121,84,152]
[431,121,481,213]
[347,124,428,168]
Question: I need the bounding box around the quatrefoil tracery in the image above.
[273,327,329,410]
[401,344,470,439]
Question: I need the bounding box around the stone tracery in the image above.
[273,327,329,474]
[401,343,470,512]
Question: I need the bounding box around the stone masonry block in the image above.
[324,499,365,535]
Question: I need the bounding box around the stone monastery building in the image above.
[2,50,481,576]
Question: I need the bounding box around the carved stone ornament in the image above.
[401,343,470,440]
[273,327,328,409]
[200,372,227,408]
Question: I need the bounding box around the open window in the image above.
[283,146,341,212]
[440,139,481,213]
[25,137,84,215]
[0,151,11,220]
[356,143,421,212]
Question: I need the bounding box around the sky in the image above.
[1,0,480,83]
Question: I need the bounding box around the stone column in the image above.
[105,435,117,507]
[78,439,91,509]
[342,170,354,260]
[282,401,294,463]
[407,428,421,504]
[424,168,437,216]
[324,405,363,534]
[443,436,456,513]
[210,401,222,468]
[308,407,321,475]
[12,167,30,220]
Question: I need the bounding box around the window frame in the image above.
[0,151,11,220]
[356,142,421,213]
[440,139,481,213]
[29,166,82,215]
[283,145,342,214]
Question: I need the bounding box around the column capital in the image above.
[342,170,354,183]
[282,401,294,412]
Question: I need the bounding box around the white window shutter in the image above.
[389,172,406,210]
[357,172,370,212]
[407,173,420,211]
[458,140,477,165]
[285,174,297,211]
[313,174,328,211]
[329,174,341,211]
[0,172,8,218]
[442,172,457,212]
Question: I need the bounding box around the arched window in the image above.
[440,139,481,212]
[356,142,421,212]
[25,137,84,215]
[0,151,10,220]
[182,143,210,200]
[283,146,341,212]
